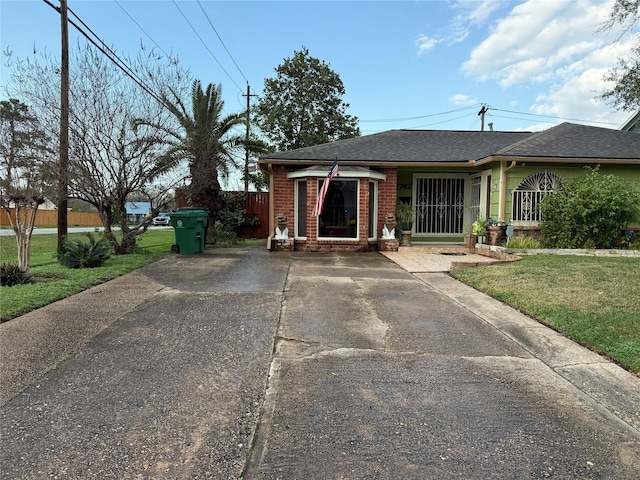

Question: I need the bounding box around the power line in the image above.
[113,0,172,60]
[359,104,482,123]
[171,0,243,93]
[489,108,620,126]
[411,111,480,129]
[43,0,168,108]
[196,0,248,85]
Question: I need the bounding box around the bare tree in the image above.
[0,99,53,271]
[4,42,191,253]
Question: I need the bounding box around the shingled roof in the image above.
[495,123,640,160]
[260,122,640,165]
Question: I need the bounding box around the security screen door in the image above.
[415,177,465,234]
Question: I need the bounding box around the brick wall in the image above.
[271,166,398,252]
[377,168,398,238]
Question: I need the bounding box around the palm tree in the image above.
[136,80,245,239]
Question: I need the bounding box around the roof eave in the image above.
[476,155,640,165]
[258,158,475,168]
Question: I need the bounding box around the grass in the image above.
[0,230,177,322]
[451,255,640,374]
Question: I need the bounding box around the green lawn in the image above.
[0,230,176,321]
[451,255,640,374]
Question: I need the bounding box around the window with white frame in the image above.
[512,171,562,222]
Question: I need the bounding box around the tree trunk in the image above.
[4,204,39,272]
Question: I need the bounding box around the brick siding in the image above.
[271,166,398,252]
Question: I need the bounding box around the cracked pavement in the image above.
[1,246,639,479]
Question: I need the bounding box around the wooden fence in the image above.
[175,190,271,239]
[238,192,270,239]
[1,192,271,235]
[1,209,102,227]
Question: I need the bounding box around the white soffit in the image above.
[287,166,387,180]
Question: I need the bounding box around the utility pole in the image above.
[58,0,69,251]
[478,105,488,132]
[242,83,256,192]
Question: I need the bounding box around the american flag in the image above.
[312,158,339,217]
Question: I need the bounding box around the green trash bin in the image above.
[169,209,208,254]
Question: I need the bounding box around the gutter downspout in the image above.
[266,163,274,250]
[499,160,517,222]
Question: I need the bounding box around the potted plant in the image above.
[486,218,508,245]
[396,201,415,246]
[472,218,488,240]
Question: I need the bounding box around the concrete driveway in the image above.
[1,246,639,479]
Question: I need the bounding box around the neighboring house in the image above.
[620,111,640,133]
[259,122,640,252]
[125,201,151,225]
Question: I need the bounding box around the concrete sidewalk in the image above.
[1,246,639,479]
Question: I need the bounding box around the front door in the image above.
[414,176,465,235]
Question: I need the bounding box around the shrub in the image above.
[217,192,248,235]
[539,167,640,249]
[0,263,31,287]
[58,232,112,268]
[504,236,542,249]
[214,221,239,246]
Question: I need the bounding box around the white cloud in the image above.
[415,34,440,55]
[531,38,634,128]
[450,94,479,105]
[459,0,632,128]
[461,0,615,86]
[449,0,506,44]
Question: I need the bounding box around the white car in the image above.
[152,213,171,226]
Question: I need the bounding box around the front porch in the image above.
[381,244,519,273]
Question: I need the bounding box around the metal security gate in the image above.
[415,177,465,234]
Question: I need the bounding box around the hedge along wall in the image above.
[1,208,102,227]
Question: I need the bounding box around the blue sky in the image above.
[1,0,637,138]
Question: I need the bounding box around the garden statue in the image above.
[275,213,288,239]
[382,213,396,239]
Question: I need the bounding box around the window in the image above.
[368,181,377,239]
[469,176,481,223]
[296,180,307,238]
[512,171,562,222]
[318,180,358,238]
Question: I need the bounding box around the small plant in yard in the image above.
[504,236,542,249]
[0,263,31,286]
[472,218,488,236]
[213,221,238,245]
[58,232,112,268]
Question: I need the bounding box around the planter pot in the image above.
[400,230,412,246]
[487,226,507,246]
[465,234,477,249]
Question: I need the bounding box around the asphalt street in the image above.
[1,246,638,479]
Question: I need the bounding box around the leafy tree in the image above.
[599,0,640,111]
[136,80,246,240]
[254,46,360,151]
[5,43,188,254]
[0,98,53,271]
[539,167,640,248]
